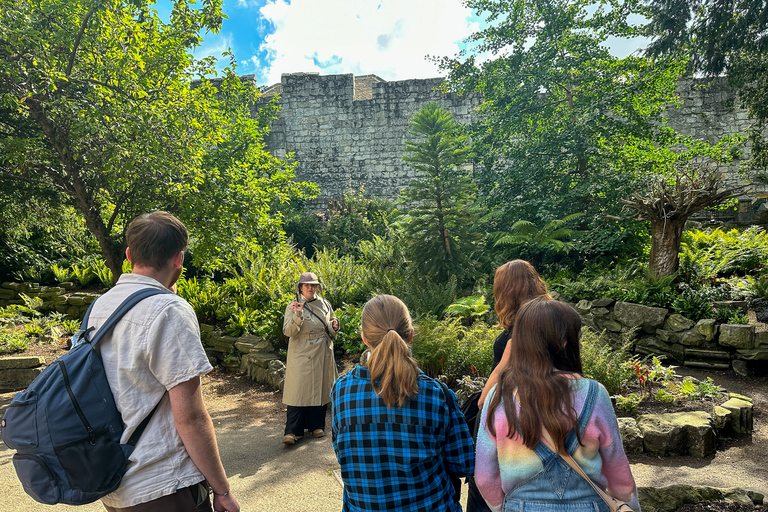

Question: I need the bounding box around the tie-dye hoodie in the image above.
[475,378,640,512]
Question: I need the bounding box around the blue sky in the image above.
[177,0,650,87]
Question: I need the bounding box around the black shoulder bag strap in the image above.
[437,381,463,503]
[302,297,336,339]
[80,287,172,447]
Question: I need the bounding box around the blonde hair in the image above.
[362,295,419,408]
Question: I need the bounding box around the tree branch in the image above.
[66,6,96,77]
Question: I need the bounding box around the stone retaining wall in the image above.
[0,281,99,319]
[575,299,768,376]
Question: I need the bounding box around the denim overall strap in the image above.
[564,379,599,455]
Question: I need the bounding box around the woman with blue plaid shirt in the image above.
[331,294,475,511]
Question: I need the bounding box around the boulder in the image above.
[637,414,686,456]
[718,324,754,349]
[720,397,753,435]
[617,418,643,453]
[679,329,706,347]
[575,300,591,315]
[613,302,668,333]
[755,331,768,349]
[664,314,696,332]
[245,359,286,391]
[695,319,717,341]
[591,298,615,308]
[637,411,715,457]
[596,318,623,332]
[656,329,681,344]
[638,485,757,512]
[591,307,610,318]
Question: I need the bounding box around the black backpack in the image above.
[1,288,168,505]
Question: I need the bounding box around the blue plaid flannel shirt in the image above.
[331,366,475,512]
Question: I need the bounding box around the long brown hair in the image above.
[487,297,584,452]
[362,295,419,408]
[493,260,550,331]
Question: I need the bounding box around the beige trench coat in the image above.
[282,296,339,406]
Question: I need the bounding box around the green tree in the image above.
[643,0,768,173]
[620,143,745,276]
[398,102,481,281]
[0,0,312,280]
[491,213,585,267]
[438,0,685,250]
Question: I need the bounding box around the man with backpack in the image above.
[92,211,239,512]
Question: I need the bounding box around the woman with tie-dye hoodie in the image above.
[475,297,640,512]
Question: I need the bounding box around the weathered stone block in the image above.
[67,296,85,306]
[696,319,717,341]
[734,348,768,361]
[591,307,610,317]
[714,300,748,313]
[613,302,668,332]
[0,367,43,390]
[712,406,730,431]
[638,411,715,458]
[591,298,615,308]
[655,329,681,344]
[209,336,238,354]
[754,331,768,349]
[0,356,45,369]
[720,397,753,435]
[1,282,21,291]
[597,319,623,332]
[638,485,754,512]
[718,324,754,349]
[680,329,706,346]
[637,414,687,456]
[664,314,696,332]
[618,417,643,453]
[0,289,15,300]
[685,348,730,360]
[636,337,685,363]
[575,300,591,314]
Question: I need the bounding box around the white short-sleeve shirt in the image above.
[89,273,213,508]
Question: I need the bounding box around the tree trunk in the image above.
[648,216,688,277]
[27,97,124,282]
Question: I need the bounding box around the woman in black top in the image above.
[466,260,551,512]
[489,260,551,388]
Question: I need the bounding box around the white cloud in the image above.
[256,0,477,85]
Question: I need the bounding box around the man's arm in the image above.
[170,377,240,512]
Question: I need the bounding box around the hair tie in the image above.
[387,328,398,333]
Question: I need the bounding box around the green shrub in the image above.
[682,377,722,400]
[672,284,715,320]
[580,327,634,395]
[443,295,490,326]
[334,303,364,354]
[24,323,45,337]
[61,319,81,335]
[411,317,496,385]
[0,331,28,353]
[91,258,114,288]
[614,393,642,412]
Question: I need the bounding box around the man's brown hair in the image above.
[126,211,188,270]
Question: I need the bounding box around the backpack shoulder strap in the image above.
[85,288,171,347]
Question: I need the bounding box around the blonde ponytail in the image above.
[362,295,419,408]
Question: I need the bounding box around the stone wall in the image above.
[575,298,768,376]
[0,282,99,319]
[258,72,481,208]
[257,73,766,211]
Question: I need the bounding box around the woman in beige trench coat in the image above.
[281,272,339,445]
